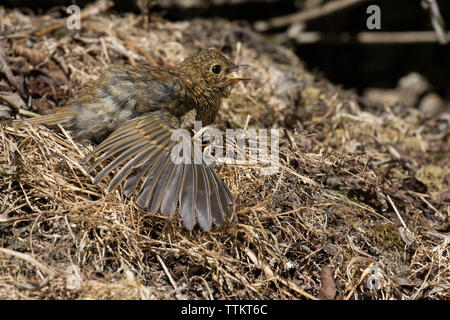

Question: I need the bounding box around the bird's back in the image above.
[65,64,195,142]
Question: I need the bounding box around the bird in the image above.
[15,48,251,231]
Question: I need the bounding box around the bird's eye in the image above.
[211,65,222,74]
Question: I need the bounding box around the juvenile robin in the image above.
[16,48,250,231]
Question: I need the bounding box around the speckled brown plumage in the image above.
[16,48,250,231]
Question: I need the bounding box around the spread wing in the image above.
[83,110,235,231]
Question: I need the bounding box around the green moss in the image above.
[53,28,67,38]
[371,223,403,250]
[430,152,445,162]
[334,128,344,138]
[301,87,321,110]
[416,165,444,192]
[403,137,424,153]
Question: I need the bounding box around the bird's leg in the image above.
[180,108,197,130]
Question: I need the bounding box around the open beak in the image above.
[227,64,251,84]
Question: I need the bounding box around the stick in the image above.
[255,0,367,31]
[386,195,411,234]
[0,44,26,96]
[0,247,56,277]
[422,0,448,44]
[156,254,178,290]
[288,31,450,44]
[124,40,159,66]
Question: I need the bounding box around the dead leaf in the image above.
[317,266,342,300]
[402,177,427,193]
[399,226,416,246]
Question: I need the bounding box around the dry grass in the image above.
[0,1,449,300]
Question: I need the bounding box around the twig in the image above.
[100,37,111,64]
[237,198,270,214]
[244,248,318,300]
[0,247,56,277]
[255,0,366,31]
[323,190,390,222]
[79,0,114,19]
[124,40,159,66]
[279,277,318,300]
[58,124,85,159]
[191,276,214,300]
[386,195,411,234]
[357,31,450,43]
[14,276,52,291]
[418,195,445,220]
[411,258,434,300]
[156,254,178,290]
[287,31,450,44]
[422,0,448,44]
[344,258,375,300]
[0,43,26,96]
[0,94,40,118]
[0,94,21,113]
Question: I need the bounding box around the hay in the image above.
[0,2,449,300]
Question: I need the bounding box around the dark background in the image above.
[2,0,450,99]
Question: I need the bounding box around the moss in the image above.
[403,137,424,153]
[334,128,344,138]
[301,87,321,110]
[371,223,403,250]
[416,165,445,192]
[429,152,446,162]
[53,28,67,38]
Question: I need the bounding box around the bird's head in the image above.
[180,48,251,97]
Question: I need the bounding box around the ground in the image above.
[0,2,448,300]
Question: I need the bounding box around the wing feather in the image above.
[85,110,236,230]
